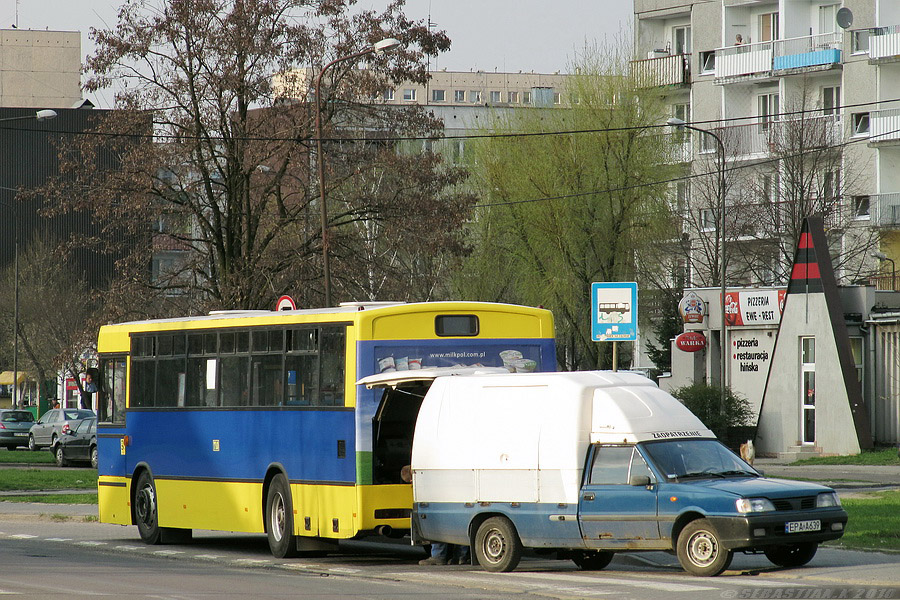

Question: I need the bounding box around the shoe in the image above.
[418,556,449,566]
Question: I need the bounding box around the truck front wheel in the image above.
[474,517,522,572]
[676,518,733,576]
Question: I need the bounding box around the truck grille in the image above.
[772,496,816,511]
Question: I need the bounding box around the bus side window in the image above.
[320,327,345,406]
[100,357,127,424]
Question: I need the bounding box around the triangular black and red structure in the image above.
[758,215,873,453]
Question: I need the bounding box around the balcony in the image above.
[870,25,900,62]
[709,115,841,161]
[870,108,900,143]
[630,53,690,87]
[773,32,842,71]
[715,40,773,79]
[874,192,900,227]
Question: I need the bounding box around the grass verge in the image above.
[0,493,97,504]
[826,490,900,551]
[792,448,900,466]
[0,468,97,491]
[0,450,55,464]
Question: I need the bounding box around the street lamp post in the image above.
[2,109,58,407]
[314,38,402,307]
[872,251,896,290]
[667,117,728,414]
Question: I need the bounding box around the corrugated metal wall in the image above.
[0,107,124,290]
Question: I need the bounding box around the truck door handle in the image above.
[582,493,595,501]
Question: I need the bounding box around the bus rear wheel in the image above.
[266,474,299,558]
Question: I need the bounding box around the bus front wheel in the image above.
[135,471,162,544]
[266,474,299,558]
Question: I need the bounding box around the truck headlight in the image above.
[816,492,841,508]
[736,498,775,513]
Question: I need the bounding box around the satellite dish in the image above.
[836,7,854,30]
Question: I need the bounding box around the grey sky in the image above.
[2,0,633,108]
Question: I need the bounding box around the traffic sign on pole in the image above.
[591,282,638,342]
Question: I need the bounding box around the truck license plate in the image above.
[785,520,821,533]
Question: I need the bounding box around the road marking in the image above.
[7,534,38,539]
[232,559,272,566]
[328,567,360,574]
[45,538,73,542]
[76,541,107,546]
[444,571,717,593]
[152,550,184,556]
[114,545,143,552]
[194,554,225,560]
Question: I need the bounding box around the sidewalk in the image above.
[754,458,900,488]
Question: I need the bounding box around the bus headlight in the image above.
[816,492,841,508]
[736,497,775,513]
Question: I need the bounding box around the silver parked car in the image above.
[0,410,35,450]
[28,409,95,451]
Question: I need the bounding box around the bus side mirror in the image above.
[629,475,651,487]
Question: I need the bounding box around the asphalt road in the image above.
[0,512,897,599]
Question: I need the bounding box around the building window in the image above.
[432,89,446,102]
[382,89,395,101]
[823,169,840,203]
[700,208,716,231]
[852,112,870,136]
[760,12,779,42]
[819,4,838,35]
[822,86,841,117]
[852,30,870,54]
[489,90,501,103]
[469,90,482,103]
[553,92,562,105]
[853,195,870,219]
[850,337,863,392]
[454,89,465,102]
[507,91,519,103]
[700,51,716,73]
[403,89,417,101]
[758,93,780,131]
[523,91,532,105]
[672,25,692,55]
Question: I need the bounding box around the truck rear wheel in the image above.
[676,518,733,577]
[474,516,522,572]
[572,550,614,570]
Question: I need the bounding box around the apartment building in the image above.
[633,0,900,290]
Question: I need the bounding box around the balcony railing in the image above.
[870,108,900,143]
[870,25,900,61]
[874,192,900,227]
[773,32,842,70]
[715,40,773,78]
[630,53,690,87]
[702,115,842,160]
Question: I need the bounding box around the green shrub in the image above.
[670,383,752,439]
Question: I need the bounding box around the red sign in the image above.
[723,290,786,326]
[275,295,296,311]
[675,331,707,352]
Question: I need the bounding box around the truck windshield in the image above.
[641,439,758,481]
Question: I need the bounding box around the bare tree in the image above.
[39,0,465,315]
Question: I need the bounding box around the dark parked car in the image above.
[29,409,95,451]
[0,410,35,450]
[55,417,97,468]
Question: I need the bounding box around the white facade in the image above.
[0,29,81,108]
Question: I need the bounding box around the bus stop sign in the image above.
[591,282,638,342]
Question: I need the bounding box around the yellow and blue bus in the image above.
[96,301,555,557]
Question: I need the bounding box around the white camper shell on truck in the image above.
[359,370,848,577]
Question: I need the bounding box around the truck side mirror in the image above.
[629,475,651,487]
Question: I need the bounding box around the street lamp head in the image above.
[35,109,58,121]
[667,117,687,128]
[872,251,888,260]
[372,38,402,54]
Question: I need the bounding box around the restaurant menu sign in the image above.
[723,289,786,327]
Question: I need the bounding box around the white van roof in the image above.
[357,366,510,388]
